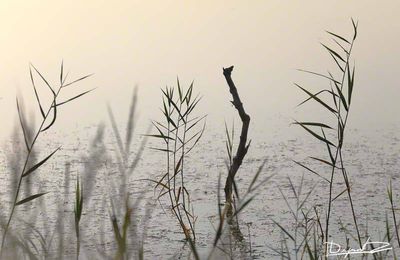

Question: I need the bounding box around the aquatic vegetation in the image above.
[0,19,398,260]
[148,80,206,240]
[0,63,92,257]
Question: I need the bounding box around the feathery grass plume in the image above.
[0,62,93,257]
[294,19,360,251]
[148,79,206,241]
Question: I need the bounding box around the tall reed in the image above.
[294,19,360,250]
[107,87,150,259]
[0,62,92,257]
[149,79,206,240]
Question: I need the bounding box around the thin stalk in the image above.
[0,85,62,257]
[325,35,360,248]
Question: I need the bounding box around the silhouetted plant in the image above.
[294,19,360,251]
[0,62,92,257]
[148,79,206,240]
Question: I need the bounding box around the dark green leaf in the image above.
[271,219,295,241]
[348,65,355,105]
[298,89,338,107]
[321,43,346,63]
[30,64,55,96]
[351,18,358,40]
[293,160,330,183]
[23,147,60,177]
[29,67,45,118]
[292,122,332,129]
[309,156,337,168]
[62,74,93,88]
[294,120,336,146]
[16,192,48,206]
[295,84,337,114]
[41,98,57,132]
[326,30,350,44]
[298,69,341,84]
[56,88,95,106]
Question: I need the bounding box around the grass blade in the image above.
[29,67,45,118]
[295,83,337,114]
[292,122,332,129]
[41,99,57,132]
[16,192,48,206]
[294,120,335,146]
[348,65,355,105]
[23,147,60,177]
[297,69,341,84]
[62,74,93,88]
[30,64,55,96]
[321,43,345,63]
[326,30,350,44]
[16,98,30,151]
[56,88,95,107]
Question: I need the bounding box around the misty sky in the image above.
[0,1,399,139]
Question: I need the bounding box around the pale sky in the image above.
[0,1,399,139]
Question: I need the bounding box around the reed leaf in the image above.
[22,147,60,177]
[55,88,95,107]
[30,64,55,96]
[16,192,48,206]
[321,43,346,63]
[62,74,93,88]
[295,84,337,114]
[326,30,350,44]
[294,120,335,146]
[16,98,30,151]
[29,67,45,118]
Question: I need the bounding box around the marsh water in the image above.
[0,115,399,259]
